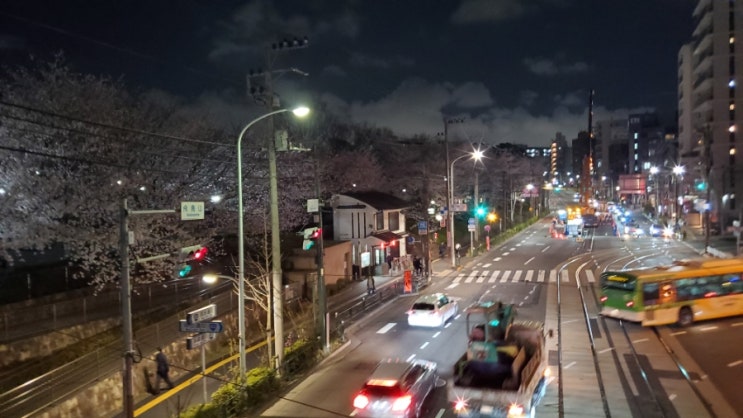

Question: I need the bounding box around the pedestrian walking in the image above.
[366,275,376,295]
[154,347,174,393]
[413,257,422,276]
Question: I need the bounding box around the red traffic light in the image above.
[193,247,208,261]
[310,228,322,239]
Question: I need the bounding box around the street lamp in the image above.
[650,167,660,218]
[236,106,309,376]
[672,165,685,227]
[448,149,484,267]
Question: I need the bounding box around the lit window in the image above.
[634,143,638,150]
[634,153,638,160]
[731,148,737,155]
[731,103,736,111]
[634,133,638,140]
[729,125,736,132]
[730,79,737,88]
[731,36,736,44]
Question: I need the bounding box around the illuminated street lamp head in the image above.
[650,166,659,175]
[526,183,534,190]
[202,274,218,284]
[473,149,484,160]
[672,165,685,175]
[292,106,310,117]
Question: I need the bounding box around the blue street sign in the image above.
[418,220,428,235]
[179,320,224,333]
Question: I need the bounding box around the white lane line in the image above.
[669,394,677,401]
[632,338,649,344]
[476,273,486,283]
[494,257,502,261]
[377,323,396,334]
[489,270,500,283]
[432,331,441,338]
[482,263,492,268]
[503,252,510,256]
[445,283,459,290]
[453,273,465,284]
[564,361,576,369]
[406,354,416,362]
[598,347,614,354]
[524,256,535,265]
[465,271,478,283]
[700,326,718,332]
[510,247,516,251]
[516,243,522,247]
[732,322,743,327]
[500,270,512,282]
[434,409,446,418]
[585,270,595,283]
[670,331,686,336]
[542,245,551,253]
[537,270,546,282]
[524,270,534,282]
[727,360,743,367]
[512,271,522,282]
[549,270,557,282]
[561,270,570,282]
[420,342,430,349]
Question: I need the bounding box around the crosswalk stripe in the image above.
[524,270,534,282]
[512,270,522,282]
[561,270,569,282]
[465,271,478,283]
[453,273,465,284]
[537,270,546,282]
[549,270,557,282]
[585,270,595,283]
[489,270,500,283]
[500,270,512,282]
[476,272,486,283]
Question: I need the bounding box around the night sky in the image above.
[0,0,697,146]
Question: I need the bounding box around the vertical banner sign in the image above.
[404,270,412,293]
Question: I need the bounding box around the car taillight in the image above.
[353,393,369,409]
[625,300,634,308]
[391,395,412,411]
[508,403,524,416]
[599,295,608,303]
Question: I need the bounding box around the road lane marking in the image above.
[727,360,743,367]
[669,394,677,401]
[502,252,510,256]
[482,263,492,268]
[434,409,446,418]
[512,271,522,282]
[561,270,570,282]
[670,331,687,336]
[432,331,441,338]
[524,256,535,265]
[598,348,614,354]
[476,273,486,283]
[445,283,459,290]
[489,270,500,283]
[538,270,546,282]
[420,342,429,349]
[465,271,478,283]
[632,338,649,343]
[377,323,396,334]
[700,326,718,332]
[406,354,416,362]
[510,247,516,251]
[524,270,534,282]
[585,270,595,283]
[500,270,512,282]
[732,322,743,327]
[494,257,502,261]
[549,270,557,282]
[542,245,551,252]
[564,361,576,369]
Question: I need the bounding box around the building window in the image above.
[376,211,384,230]
[729,79,736,88]
[388,211,400,231]
[634,153,638,160]
[729,125,736,132]
[633,132,638,140]
[634,143,638,150]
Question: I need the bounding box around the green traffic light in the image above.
[476,206,486,217]
[178,264,192,278]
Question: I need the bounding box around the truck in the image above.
[448,301,550,418]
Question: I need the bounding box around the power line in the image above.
[0,100,231,147]
[0,10,243,89]
[0,144,187,175]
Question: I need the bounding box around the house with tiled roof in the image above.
[330,191,412,276]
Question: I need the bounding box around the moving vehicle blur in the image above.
[406,293,458,327]
[352,359,438,418]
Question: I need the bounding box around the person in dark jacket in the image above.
[154,347,174,393]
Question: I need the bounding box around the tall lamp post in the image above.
[650,166,660,219]
[672,165,685,227]
[448,149,484,266]
[236,106,309,376]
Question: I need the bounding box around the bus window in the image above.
[723,274,743,294]
[659,282,675,304]
[601,273,636,291]
[643,283,660,306]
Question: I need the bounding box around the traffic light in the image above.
[694,179,707,191]
[487,212,497,223]
[177,245,208,278]
[475,205,487,218]
[302,227,321,250]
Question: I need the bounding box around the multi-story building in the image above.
[594,118,629,180]
[679,0,743,228]
[628,112,666,174]
[552,132,570,183]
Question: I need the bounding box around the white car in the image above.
[407,293,458,327]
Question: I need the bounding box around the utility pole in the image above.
[247,37,309,369]
[313,149,328,352]
[443,120,452,267]
[703,126,712,253]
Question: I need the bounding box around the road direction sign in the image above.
[186,332,216,350]
[187,304,217,324]
[468,217,476,232]
[181,201,205,220]
[179,320,223,333]
[418,220,428,235]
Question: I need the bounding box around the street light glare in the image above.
[473,149,484,160]
[292,106,310,117]
[202,274,218,284]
